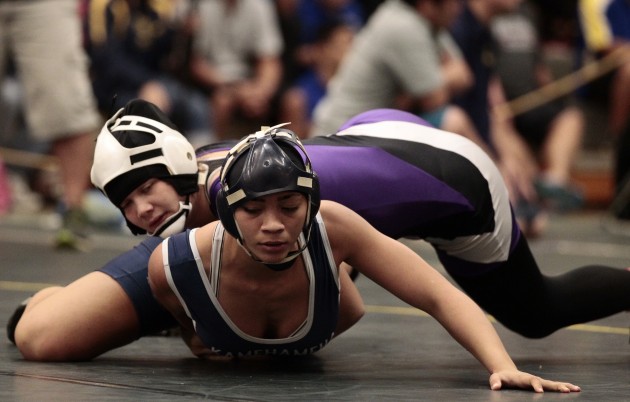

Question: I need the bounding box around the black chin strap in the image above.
[238,238,306,271]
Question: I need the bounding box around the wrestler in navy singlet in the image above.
[99,236,177,333]
[162,215,340,357]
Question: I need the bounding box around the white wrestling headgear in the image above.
[91,99,199,236]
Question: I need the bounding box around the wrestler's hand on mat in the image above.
[489,370,581,393]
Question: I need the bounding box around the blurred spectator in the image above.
[0,0,102,248]
[280,20,356,137]
[492,2,585,213]
[529,0,581,45]
[274,0,364,136]
[85,0,212,146]
[275,0,304,94]
[310,0,480,145]
[189,0,284,140]
[449,0,548,236]
[292,0,364,69]
[578,0,630,137]
[275,0,364,96]
[578,0,630,222]
[357,0,386,19]
[0,74,49,214]
[299,0,364,37]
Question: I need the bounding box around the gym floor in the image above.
[1,210,629,401]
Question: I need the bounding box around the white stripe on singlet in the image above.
[338,121,513,264]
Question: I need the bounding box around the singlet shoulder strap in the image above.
[209,223,225,296]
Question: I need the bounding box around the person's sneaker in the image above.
[7,297,31,345]
[534,179,584,212]
[54,208,91,251]
[514,199,548,238]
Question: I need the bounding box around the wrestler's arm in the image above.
[147,235,213,358]
[321,201,580,393]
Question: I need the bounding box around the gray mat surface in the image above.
[2,211,629,401]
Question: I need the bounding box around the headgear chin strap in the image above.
[239,232,309,271]
[150,199,192,238]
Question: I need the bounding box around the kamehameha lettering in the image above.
[207,332,334,358]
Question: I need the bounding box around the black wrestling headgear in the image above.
[215,125,320,270]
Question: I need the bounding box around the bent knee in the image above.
[15,318,92,361]
[15,328,66,361]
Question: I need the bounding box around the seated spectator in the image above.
[450,0,553,236]
[310,0,480,147]
[274,0,304,95]
[578,0,630,222]
[292,0,364,70]
[356,0,385,19]
[492,2,585,218]
[188,0,284,140]
[85,0,212,146]
[279,20,356,137]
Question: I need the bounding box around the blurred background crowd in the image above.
[0,0,629,245]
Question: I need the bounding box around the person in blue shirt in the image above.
[85,0,211,143]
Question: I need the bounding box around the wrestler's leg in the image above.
[450,237,630,338]
[15,272,140,361]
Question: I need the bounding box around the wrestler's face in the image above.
[234,191,307,263]
[121,179,185,234]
